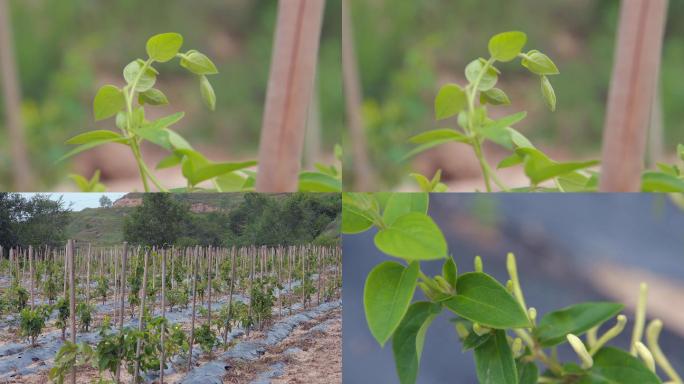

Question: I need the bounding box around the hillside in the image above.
[66,193,340,247]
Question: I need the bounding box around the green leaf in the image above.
[200,75,217,111]
[557,172,596,192]
[156,154,182,170]
[444,272,530,329]
[392,302,441,384]
[641,171,684,192]
[374,212,447,261]
[364,261,420,346]
[442,256,458,288]
[477,112,528,149]
[678,144,684,162]
[131,112,185,150]
[214,172,249,192]
[68,174,90,191]
[481,88,511,106]
[342,202,374,234]
[410,173,433,192]
[402,139,463,161]
[517,361,539,384]
[517,148,598,185]
[139,88,169,106]
[180,51,219,75]
[435,84,467,120]
[466,60,498,91]
[541,76,557,112]
[93,85,125,121]
[342,193,379,234]
[488,31,527,62]
[146,33,183,62]
[58,138,129,163]
[534,302,624,347]
[462,328,492,351]
[66,130,124,145]
[123,60,156,92]
[187,161,256,186]
[383,193,429,226]
[409,129,469,145]
[498,153,524,169]
[298,171,342,192]
[522,50,559,75]
[474,330,518,384]
[579,347,662,384]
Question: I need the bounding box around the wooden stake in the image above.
[134,249,149,383]
[188,247,199,371]
[255,0,326,192]
[160,248,166,384]
[29,246,34,310]
[599,0,669,192]
[68,240,76,384]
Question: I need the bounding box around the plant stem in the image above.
[465,57,509,192]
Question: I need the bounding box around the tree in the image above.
[99,195,112,208]
[123,194,189,247]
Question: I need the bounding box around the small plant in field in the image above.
[55,297,70,340]
[251,277,279,330]
[96,275,109,305]
[168,286,189,311]
[43,264,60,304]
[19,305,50,346]
[168,323,190,359]
[6,282,28,311]
[77,302,95,332]
[343,192,683,384]
[48,341,94,384]
[194,323,219,356]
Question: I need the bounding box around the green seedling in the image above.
[343,192,683,384]
[62,32,256,193]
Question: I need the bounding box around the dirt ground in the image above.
[223,307,342,384]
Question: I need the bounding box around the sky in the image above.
[19,193,127,211]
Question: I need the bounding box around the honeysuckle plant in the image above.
[404,31,684,194]
[61,32,342,193]
[342,192,683,384]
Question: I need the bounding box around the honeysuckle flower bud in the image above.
[630,282,649,356]
[635,342,655,372]
[528,307,537,324]
[506,252,528,316]
[473,323,490,336]
[567,334,593,369]
[506,280,514,293]
[434,275,454,293]
[511,337,523,357]
[474,256,483,273]
[454,322,469,339]
[647,319,683,383]
[418,282,438,301]
[590,315,627,355]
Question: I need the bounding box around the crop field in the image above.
[0,243,341,383]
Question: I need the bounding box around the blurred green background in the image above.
[345,0,684,189]
[0,0,342,190]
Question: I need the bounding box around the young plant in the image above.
[194,323,219,356]
[6,282,29,311]
[406,31,599,192]
[62,32,256,192]
[19,305,50,346]
[343,192,682,384]
[95,275,109,305]
[55,297,70,341]
[77,302,95,332]
[48,341,94,384]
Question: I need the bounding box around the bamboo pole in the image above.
[255,0,326,192]
[115,242,128,384]
[599,0,669,192]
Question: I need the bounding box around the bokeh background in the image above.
[343,0,684,189]
[0,0,341,190]
[343,194,684,383]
